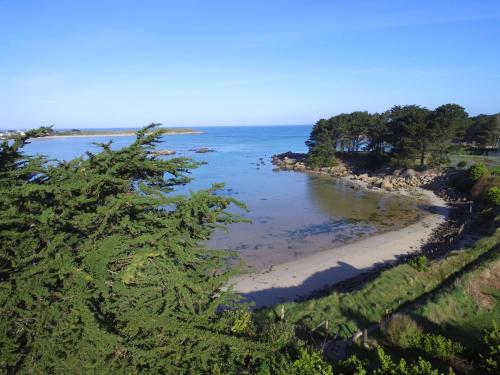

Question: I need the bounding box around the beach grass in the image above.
[411,247,500,347]
[258,229,500,339]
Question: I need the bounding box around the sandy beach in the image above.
[35,130,203,139]
[232,188,449,308]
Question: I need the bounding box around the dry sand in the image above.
[231,188,448,308]
[36,130,202,139]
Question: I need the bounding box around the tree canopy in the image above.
[0,125,280,374]
[306,104,500,168]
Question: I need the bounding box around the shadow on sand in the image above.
[240,261,368,308]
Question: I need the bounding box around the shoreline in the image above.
[232,181,449,308]
[31,130,203,139]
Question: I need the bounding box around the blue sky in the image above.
[1,0,499,129]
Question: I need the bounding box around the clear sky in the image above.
[1,0,499,129]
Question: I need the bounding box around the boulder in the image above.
[380,179,394,191]
[190,147,215,153]
[156,149,176,155]
[403,169,417,178]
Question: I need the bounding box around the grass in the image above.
[449,153,500,168]
[362,241,500,374]
[258,230,500,339]
[412,249,500,348]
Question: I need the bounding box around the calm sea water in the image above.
[24,126,422,271]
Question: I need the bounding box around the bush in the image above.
[261,321,296,347]
[374,347,454,375]
[471,176,500,201]
[479,322,500,374]
[485,186,500,206]
[380,314,421,348]
[450,171,474,193]
[457,160,467,168]
[381,315,462,361]
[307,143,338,168]
[291,348,332,375]
[416,333,463,360]
[409,255,430,272]
[469,164,489,181]
[227,309,255,335]
[335,355,367,375]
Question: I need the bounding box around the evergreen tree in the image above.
[0,125,279,374]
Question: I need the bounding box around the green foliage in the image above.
[408,256,430,272]
[335,355,367,375]
[307,103,474,168]
[466,114,500,149]
[456,160,467,168]
[291,348,333,375]
[307,143,338,168]
[469,163,489,181]
[0,124,280,374]
[381,315,462,361]
[261,230,500,343]
[485,186,500,206]
[380,315,421,348]
[412,333,463,361]
[373,347,454,375]
[227,309,255,335]
[479,322,500,374]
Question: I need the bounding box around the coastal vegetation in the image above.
[0,126,276,373]
[1,125,499,374]
[306,104,499,169]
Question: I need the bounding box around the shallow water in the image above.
[24,126,423,271]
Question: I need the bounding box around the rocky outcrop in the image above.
[190,147,215,153]
[272,152,442,192]
[155,149,176,155]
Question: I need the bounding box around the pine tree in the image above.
[0,125,279,374]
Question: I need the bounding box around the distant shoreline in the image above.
[32,129,203,139]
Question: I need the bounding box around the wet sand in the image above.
[231,188,448,308]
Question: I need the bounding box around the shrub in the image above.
[307,143,338,168]
[471,176,500,201]
[374,347,454,375]
[380,314,421,348]
[479,322,500,374]
[457,160,467,168]
[409,255,430,272]
[416,333,463,360]
[485,186,500,206]
[450,171,474,193]
[227,309,255,335]
[335,355,368,375]
[469,164,489,181]
[291,348,332,375]
[261,321,296,347]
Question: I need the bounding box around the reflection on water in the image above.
[208,172,424,272]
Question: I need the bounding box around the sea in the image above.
[24,126,422,271]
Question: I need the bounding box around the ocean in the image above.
[24,125,422,271]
